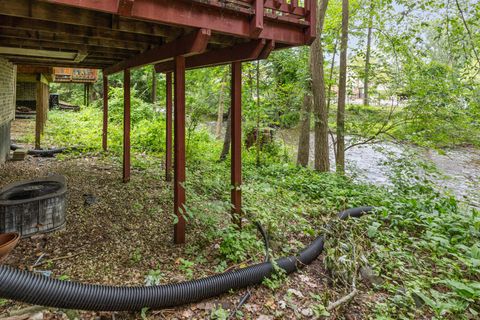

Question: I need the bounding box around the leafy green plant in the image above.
[130,248,143,264]
[262,261,287,291]
[58,274,70,281]
[39,71,480,319]
[144,268,164,286]
[178,258,195,279]
[219,225,262,263]
[210,306,229,320]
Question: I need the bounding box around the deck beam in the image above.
[250,0,264,38]
[104,29,210,75]
[155,39,272,73]
[40,0,309,46]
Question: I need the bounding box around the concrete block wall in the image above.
[0,57,16,164]
[16,82,36,101]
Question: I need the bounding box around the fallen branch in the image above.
[0,315,30,320]
[34,251,84,268]
[326,288,358,311]
[224,259,253,272]
[0,306,47,320]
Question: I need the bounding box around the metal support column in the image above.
[165,72,173,182]
[231,62,242,227]
[123,68,131,183]
[173,56,186,244]
[102,74,108,151]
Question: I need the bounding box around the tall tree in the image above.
[310,0,330,172]
[151,67,157,104]
[215,78,226,139]
[363,0,374,106]
[297,91,312,166]
[219,107,231,161]
[336,0,349,173]
[327,35,339,113]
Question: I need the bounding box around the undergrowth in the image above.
[39,101,479,319]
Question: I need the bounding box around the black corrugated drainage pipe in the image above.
[0,206,373,311]
[11,144,67,157]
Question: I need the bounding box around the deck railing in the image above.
[53,68,98,83]
[189,0,316,42]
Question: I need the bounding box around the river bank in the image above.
[278,128,480,209]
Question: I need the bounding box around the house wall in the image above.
[0,57,16,164]
[16,82,37,109]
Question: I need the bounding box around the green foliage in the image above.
[355,153,479,318]
[394,61,479,147]
[42,98,479,318]
[178,258,195,279]
[210,306,229,320]
[218,225,262,263]
[130,248,143,265]
[39,11,480,315]
[103,86,157,125]
[144,268,164,286]
[262,261,287,291]
[50,82,88,107]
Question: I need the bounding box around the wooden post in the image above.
[231,62,242,227]
[123,69,131,183]
[88,83,94,106]
[165,72,173,182]
[35,81,41,150]
[83,83,87,106]
[102,74,108,151]
[35,79,48,150]
[173,56,186,244]
[86,83,90,106]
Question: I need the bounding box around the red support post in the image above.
[173,56,186,244]
[165,72,173,182]
[231,62,242,227]
[102,73,108,151]
[123,68,131,183]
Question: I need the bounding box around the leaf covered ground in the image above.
[1,156,371,320]
[1,114,479,319]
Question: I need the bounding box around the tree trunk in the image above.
[310,0,330,172]
[255,61,261,166]
[297,93,312,167]
[327,36,339,113]
[215,81,226,139]
[336,0,349,173]
[152,67,157,104]
[363,1,373,106]
[219,107,232,161]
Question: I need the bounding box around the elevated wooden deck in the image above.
[0,0,316,70]
[0,0,317,244]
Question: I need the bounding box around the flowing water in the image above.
[278,128,479,209]
[205,123,479,208]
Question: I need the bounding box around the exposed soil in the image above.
[1,119,373,319]
[0,154,373,319]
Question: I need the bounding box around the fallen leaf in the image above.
[287,288,305,298]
